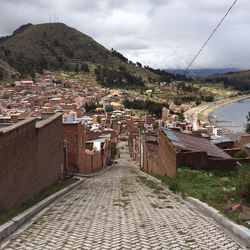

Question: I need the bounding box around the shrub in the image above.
[234,150,248,159]
[237,167,250,202]
[168,179,181,193]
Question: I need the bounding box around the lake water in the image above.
[210,98,250,133]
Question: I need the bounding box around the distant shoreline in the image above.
[204,95,250,123]
[184,95,250,130]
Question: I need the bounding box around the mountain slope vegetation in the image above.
[200,70,250,91]
[0,23,157,81]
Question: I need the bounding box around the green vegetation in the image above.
[144,66,190,83]
[0,68,3,79]
[152,165,250,227]
[132,109,147,116]
[246,112,250,134]
[95,65,144,88]
[123,99,168,118]
[234,150,248,159]
[113,198,130,208]
[200,70,250,92]
[0,23,157,82]
[83,102,98,113]
[0,179,75,225]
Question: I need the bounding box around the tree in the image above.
[74,64,80,73]
[84,103,97,113]
[136,62,142,67]
[246,112,250,134]
[0,69,3,80]
[81,63,89,72]
[195,99,201,106]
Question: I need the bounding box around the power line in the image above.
[184,0,239,76]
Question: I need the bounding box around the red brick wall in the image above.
[63,123,85,172]
[84,151,102,172]
[145,131,176,177]
[36,114,64,193]
[85,127,101,141]
[0,114,64,210]
[207,158,236,170]
[112,121,121,135]
[93,151,102,171]
[157,130,177,177]
[239,135,250,148]
[82,153,93,173]
[177,151,208,169]
[177,151,236,170]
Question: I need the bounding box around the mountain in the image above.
[166,68,240,77]
[200,69,250,91]
[0,58,19,79]
[0,23,157,81]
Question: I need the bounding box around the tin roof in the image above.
[227,132,248,142]
[163,128,231,159]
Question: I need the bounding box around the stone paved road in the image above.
[2,142,246,249]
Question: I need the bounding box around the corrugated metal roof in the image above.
[227,132,247,142]
[163,128,231,159]
[86,138,107,143]
[244,143,250,149]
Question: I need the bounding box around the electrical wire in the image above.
[184,0,239,76]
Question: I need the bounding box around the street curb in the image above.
[74,165,112,178]
[0,179,85,243]
[134,167,250,247]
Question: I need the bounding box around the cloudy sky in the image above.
[0,0,249,69]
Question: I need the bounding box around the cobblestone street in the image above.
[2,142,246,249]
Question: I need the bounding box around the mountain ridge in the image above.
[0,23,157,81]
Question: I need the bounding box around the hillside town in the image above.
[1,73,250,248]
[1,74,250,189]
[0,3,250,246]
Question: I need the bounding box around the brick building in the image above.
[63,120,85,173]
[63,121,114,174]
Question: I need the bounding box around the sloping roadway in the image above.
[2,142,245,250]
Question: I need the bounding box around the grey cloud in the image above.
[0,0,249,69]
[1,0,51,8]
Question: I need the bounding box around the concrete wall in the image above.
[0,113,64,210]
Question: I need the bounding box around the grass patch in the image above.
[136,176,159,190]
[178,231,187,235]
[152,165,250,227]
[150,203,159,209]
[0,179,75,225]
[185,239,196,243]
[113,198,130,208]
